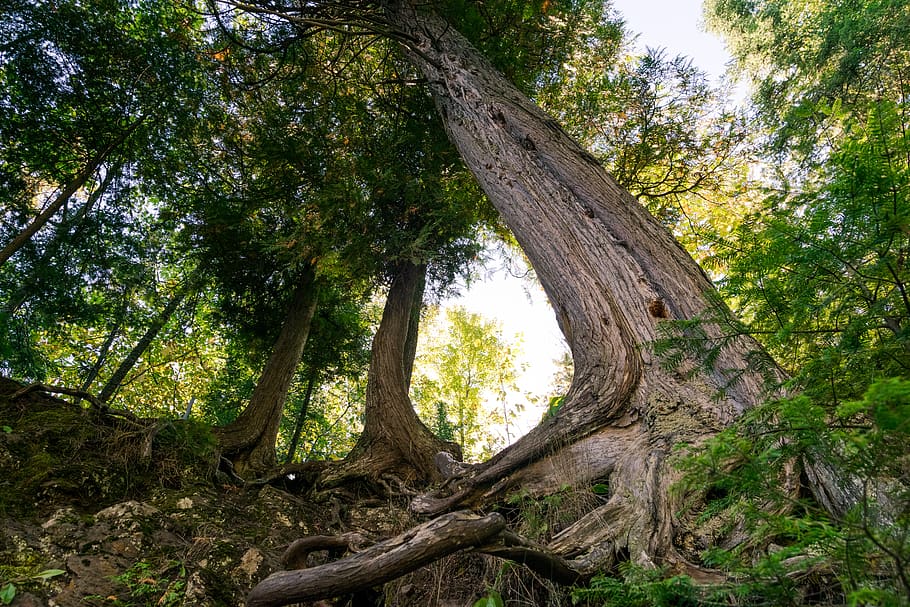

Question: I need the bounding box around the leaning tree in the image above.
[208,1,859,604]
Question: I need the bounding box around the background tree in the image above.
[0,0,215,402]
[411,305,523,460]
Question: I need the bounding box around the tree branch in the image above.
[246,511,505,606]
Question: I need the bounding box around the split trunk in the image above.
[323,260,459,488]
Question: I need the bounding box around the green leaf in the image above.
[591,483,610,495]
[0,583,16,605]
[32,569,66,582]
[1,426,11,433]
[472,590,503,607]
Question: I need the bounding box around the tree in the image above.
[0,0,203,266]
[280,288,372,464]
[382,0,780,522]
[241,3,804,603]
[96,266,204,403]
[322,261,460,487]
[536,11,750,234]
[411,306,521,460]
[217,265,319,476]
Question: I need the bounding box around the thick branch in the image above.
[11,383,140,424]
[282,532,369,570]
[246,511,505,607]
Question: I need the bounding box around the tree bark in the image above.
[217,264,319,477]
[322,260,459,488]
[383,0,789,568]
[246,511,506,607]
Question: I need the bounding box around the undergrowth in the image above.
[0,378,218,517]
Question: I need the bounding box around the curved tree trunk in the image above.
[240,5,863,603]
[383,0,791,569]
[217,264,319,477]
[322,260,459,488]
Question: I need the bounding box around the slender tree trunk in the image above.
[98,270,201,403]
[323,260,459,488]
[0,121,141,268]
[384,0,798,570]
[401,264,425,388]
[283,368,318,464]
[80,320,122,393]
[217,265,319,477]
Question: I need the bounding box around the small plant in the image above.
[473,589,504,607]
[572,564,703,607]
[542,395,564,420]
[0,568,66,605]
[107,560,187,607]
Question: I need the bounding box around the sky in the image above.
[442,0,735,435]
[611,0,731,84]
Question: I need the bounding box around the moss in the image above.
[0,537,49,594]
[0,379,219,518]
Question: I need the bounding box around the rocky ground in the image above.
[0,378,508,606]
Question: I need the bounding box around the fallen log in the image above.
[246,511,506,607]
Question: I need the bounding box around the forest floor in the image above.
[0,377,530,607]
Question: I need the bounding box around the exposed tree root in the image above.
[11,382,141,424]
[246,511,507,607]
[247,510,609,607]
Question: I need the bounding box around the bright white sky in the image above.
[442,0,734,436]
[612,0,730,83]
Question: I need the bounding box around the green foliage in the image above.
[536,5,752,250]
[543,395,565,420]
[716,99,910,403]
[0,0,209,387]
[706,0,910,158]
[411,306,523,460]
[0,569,65,606]
[472,589,504,607]
[676,378,910,604]
[505,487,596,546]
[109,560,186,607]
[572,564,704,607]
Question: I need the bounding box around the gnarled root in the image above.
[246,510,598,607]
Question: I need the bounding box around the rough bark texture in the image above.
[217,265,318,477]
[383,0,783,569]
[323,260,459,487]
[246,511,505,607]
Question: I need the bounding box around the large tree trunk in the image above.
[241,5,861,603]
[383,0,789,570]
[217,265,319,477]
[322,260,459,488]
